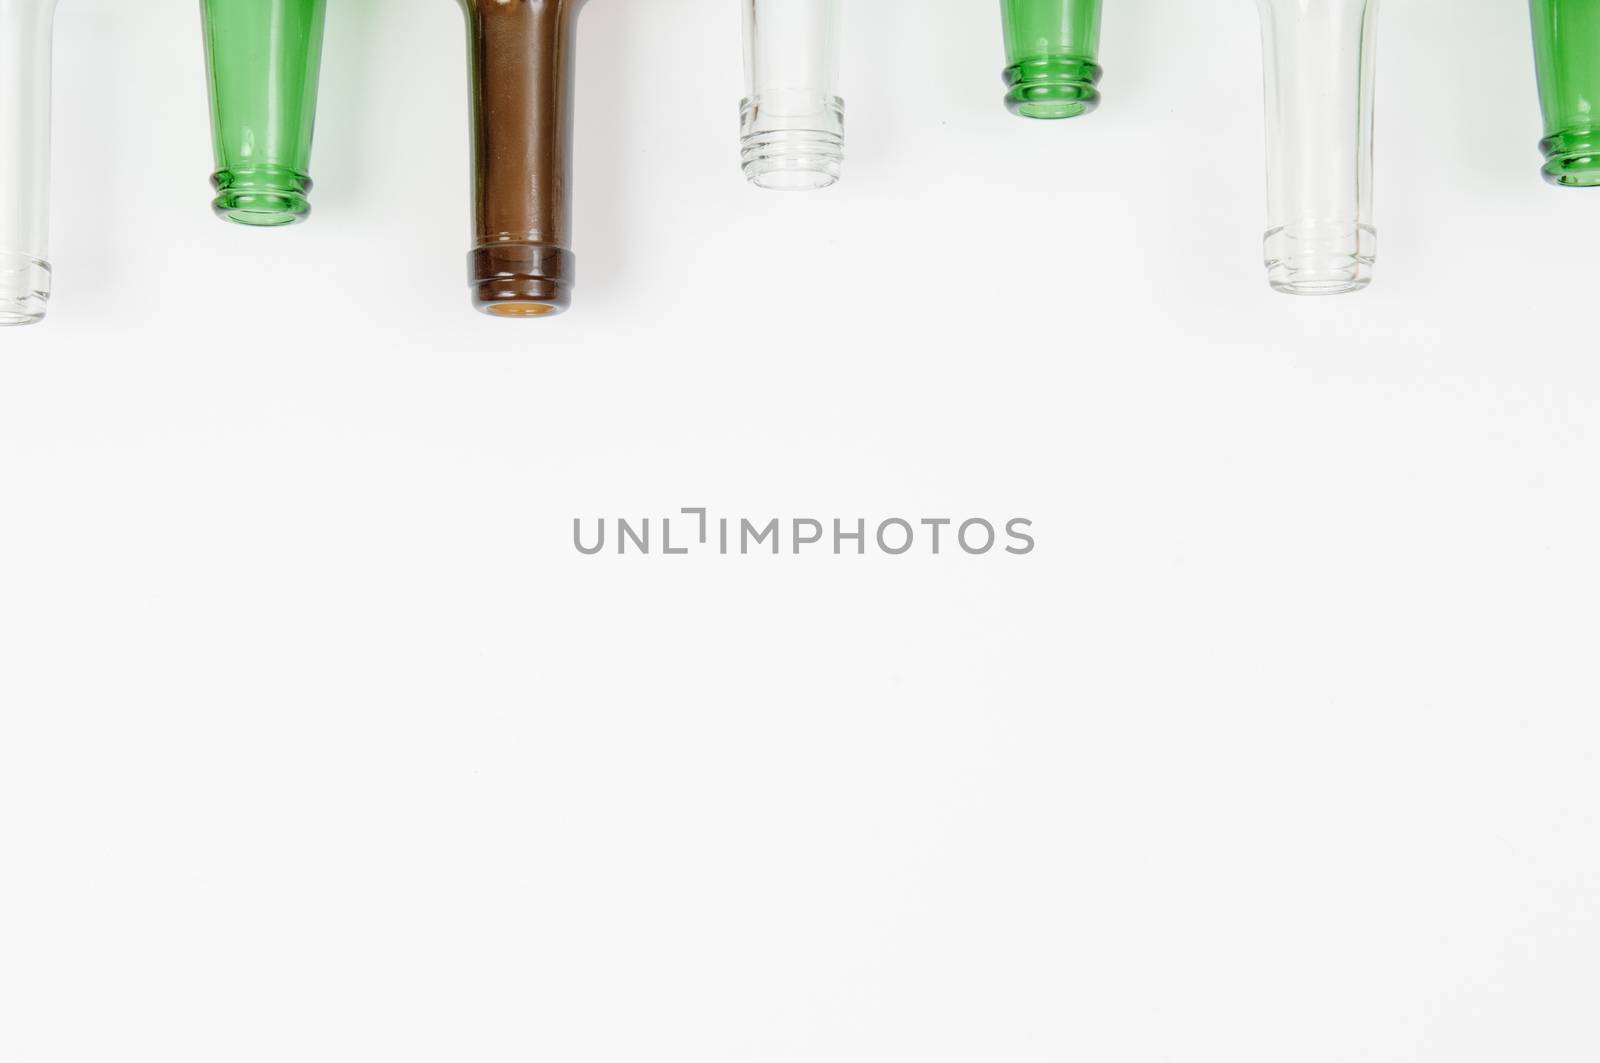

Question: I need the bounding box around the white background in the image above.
[2,1,1597,1060]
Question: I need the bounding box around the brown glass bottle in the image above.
[457,0,587,317]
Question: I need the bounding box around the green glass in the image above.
[999,0,1102,119]
[1530,0,1600,186]
[200,0,328,225]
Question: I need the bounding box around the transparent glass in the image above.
[1255,0,1379,296]
[999,0,1102,120]
[455,0,588,317]
[201,0,328,226]
[0,0,57,325]
[1529,0,1600,187]
[741,0,843,190]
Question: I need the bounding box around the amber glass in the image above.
[456,0,587,317]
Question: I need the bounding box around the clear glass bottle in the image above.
[999,0,1103,120]
[455,0,589,317]
[0,0,58,326]
[1255,0,1379,295]
[741,0,843,190]
[201,0,328,226]
[1529,0,1600,187]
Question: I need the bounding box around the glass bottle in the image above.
[741,0,843,190]
[1254,0,1379,295]
[1529,0,1600,187]
[999,0,1103,120]
[200,0,328,226]
[0,0,57,326]
[456,0,588,316]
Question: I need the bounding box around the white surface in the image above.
[3,1,1598,1061]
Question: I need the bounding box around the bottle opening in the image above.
[211,167,313,227]
[0,254,51,326]
[1541,130,1600,187]
[1003,56,1102,120]
[485,302,557,318]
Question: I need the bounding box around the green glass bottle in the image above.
[1530,0,1600,186]
[999,0,1102,119]
[200,0,328,224]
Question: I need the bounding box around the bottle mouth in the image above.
[1263,222,1375,297]
[1003,56,1102,119]
[1540,129,1600,187]
[1268,267,1373,297]
[470,243,573,318]
[739,96,845,190]
[482,301,561,318]
[741,128,844,190]
[0,253,50,326]
[211,166,313,226]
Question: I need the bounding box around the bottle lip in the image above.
[212,191,312,227]
[741,128,844,191]
[470,243,574,318]
[1263,223,1376,297]
[1540,129,1600,187]
[0,253,51,326]
[1002,56,1102,119]
[211,167,314,227]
